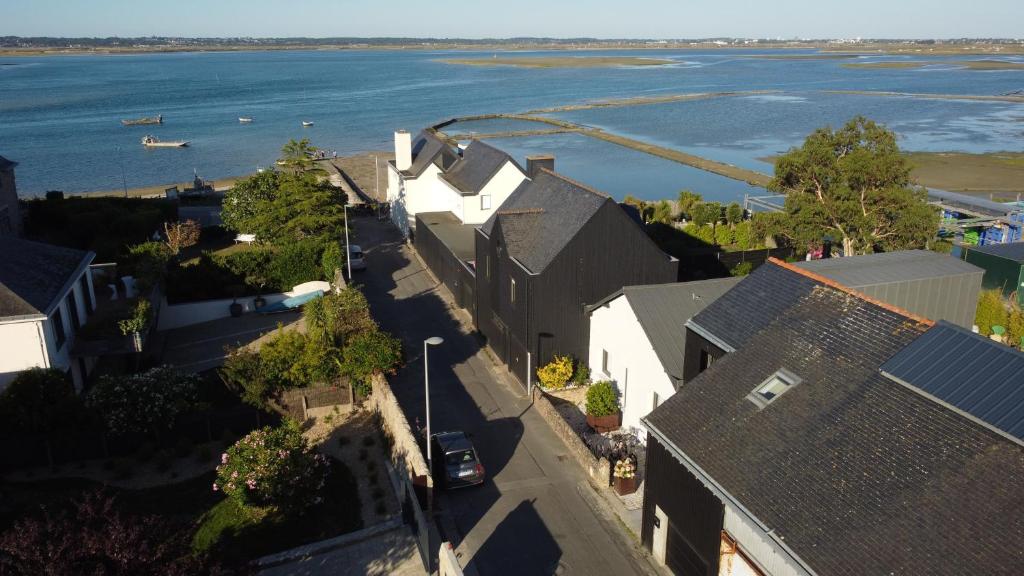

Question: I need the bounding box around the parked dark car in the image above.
[431,431,485,489]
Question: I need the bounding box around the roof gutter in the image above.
[685,319,735,353]
[643,418,819,576]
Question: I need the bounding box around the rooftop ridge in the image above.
[537,167,611,199]
[768,257,936,328]
[497,208,545,216]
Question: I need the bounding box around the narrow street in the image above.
[352,214,654,575]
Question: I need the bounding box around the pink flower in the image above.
[212,483,219,492]
[221,453,229,464]
[247,479,257,489]
[231,471,239,479]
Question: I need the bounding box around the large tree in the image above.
[279,138,317,171]
[221,170,281,234]
[221,171,345,244]
[769,116,938,256]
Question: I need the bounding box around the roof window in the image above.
[747,369,801,409]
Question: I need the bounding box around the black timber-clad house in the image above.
[475,169,678,384]
[640,259,1024,575]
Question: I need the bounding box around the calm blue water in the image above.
[2,49,1022,200]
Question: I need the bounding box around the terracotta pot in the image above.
[614,476,637,496]
[586,412,621,434]
[229,302,244,317]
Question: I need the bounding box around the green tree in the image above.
[714,224,734,246]
[651,200,673,225]
[0,368,86,466]
[750,212,788,247]
[676,190,703,220]
[769,116,939,255]
[279,138,318,172]
[726,202,744,226]
[248,174,346,244]
[1006,308,1024,349]
[122,242,171,292]
[691,202,722,228]
[975,289,1009,336]
[221,171,280,234]
[733,220,755,250]
[695,224,716,245]
[341,329,403,386]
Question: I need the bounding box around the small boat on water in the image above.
[239,117,253,123]
[122,114,162,126]
[302,121,314,127]
[141,135,188,148]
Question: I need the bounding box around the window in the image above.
[747,369,802,409]
[652,391,660,412]
[699,349,715,372]
[484,255,490,280]
[602,349,610,375]
[66,294,81,331]
[51,307,66,350]
[79,275,93,315]
[510,277,516,305]
[480,195,492,210]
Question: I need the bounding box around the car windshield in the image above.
[445,449,476,466]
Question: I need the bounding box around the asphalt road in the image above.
[351,214,654,576]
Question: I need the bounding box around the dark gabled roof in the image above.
[0,155,16,171]
[480,170,611,273]
[965,241,1024,264]
[797,250,983,286]
[0,238,94,320]
[405,131,459,178]
[688,261,819,350]
[881,320,1024,443]
[439,140,521,195]
[645,265,1024,576]
[593,278,742,381]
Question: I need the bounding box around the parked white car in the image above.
[349,245,366,271]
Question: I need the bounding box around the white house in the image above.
[587,278,741,439]
[386,130,528,237]
[0,237,98,391]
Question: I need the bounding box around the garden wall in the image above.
[157,281,332,330]
[532,388,611,487]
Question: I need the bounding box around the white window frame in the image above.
[510,277,516,305]
[746,368,802,409]
[602,349,610,376]
[480,194,492,210]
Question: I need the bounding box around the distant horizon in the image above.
[3,35,1023,43]
[2,0,1021,40]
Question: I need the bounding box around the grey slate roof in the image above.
[689,261,818,350]
[417,211,476,261]
[645,263,1024,575]
[0,155,16,171]
[479,170,611,273]
[593,278,742,381]
[881,320,1024,442]
[929,188,1020,217]
[0,237,93,320]
[439,140,519,195]
[796,250,983,286]
[405,131,459,178]
[965,241,1024,264]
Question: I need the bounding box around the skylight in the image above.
[747,369,801,409]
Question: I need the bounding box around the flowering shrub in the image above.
[536,355,573,390]
[613,458,636,479]
[86,366,200,437]
[215,420,328,514]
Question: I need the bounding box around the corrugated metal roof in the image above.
[618,278,742,380]
[881,321,1024,442]
[796,250,983,287]
[928,188,1019,217]
[965,242,1024,264]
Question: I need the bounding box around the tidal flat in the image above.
[843,60,1024,71]
[439,56,673,68]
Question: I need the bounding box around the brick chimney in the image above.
[395,130,412,172]
[526,155,555,180]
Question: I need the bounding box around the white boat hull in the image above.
[144,141,189,147]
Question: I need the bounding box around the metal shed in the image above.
[962,242,1024,307]
[797,250,984,329]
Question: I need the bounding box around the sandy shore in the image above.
[439,56,674,68]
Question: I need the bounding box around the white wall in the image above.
[588,295,676,440]
[388,163,453,237]
[158,293,289,331]
[460,161,527,224]
[722,505,811,576]
[0,320,49,390]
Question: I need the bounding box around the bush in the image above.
[585,381,619,417]
[223,248,276,292]
[726,202,744,225]
[695,224,716,245]
[0,368,84,437]
[714,224,734,246]
[220,348,270,408]
[731,261,754,277]
[571,360,591,387]
[975,290,1009,336]
[1007,309,1024,349]
[269,240,327,290]
[321,241,344,281]
[123,241,172,292]
[86,366,200,437]
[215,421,328,514]
[341,329,403,386]
[733,220,755,250]
[117,298,151,335]
[165,252,248,303]
[536,355,573,390]
[691,202,722,227]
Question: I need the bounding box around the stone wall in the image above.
[532,388,611,487]
[368,373,430,483]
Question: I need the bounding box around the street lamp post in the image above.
[423,336,444,470]
[344,204,352,279]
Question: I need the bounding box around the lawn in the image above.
[179,225,261,266]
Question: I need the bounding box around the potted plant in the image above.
[585,380,621,433]
[613,457,637,496]
[117,299,151,352]
[228,285,244,317]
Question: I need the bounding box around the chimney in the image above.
[395,130,412,172]
[526,155,555,180]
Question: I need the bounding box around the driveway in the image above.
[352,215,655,575]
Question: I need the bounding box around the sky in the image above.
[1,0,1021,40]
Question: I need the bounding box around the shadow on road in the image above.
[470,499,563,575]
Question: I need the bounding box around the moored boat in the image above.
[239,117,253,123]
[141,135,188,148]
[122,114,163,126]
[302,121,314,127]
